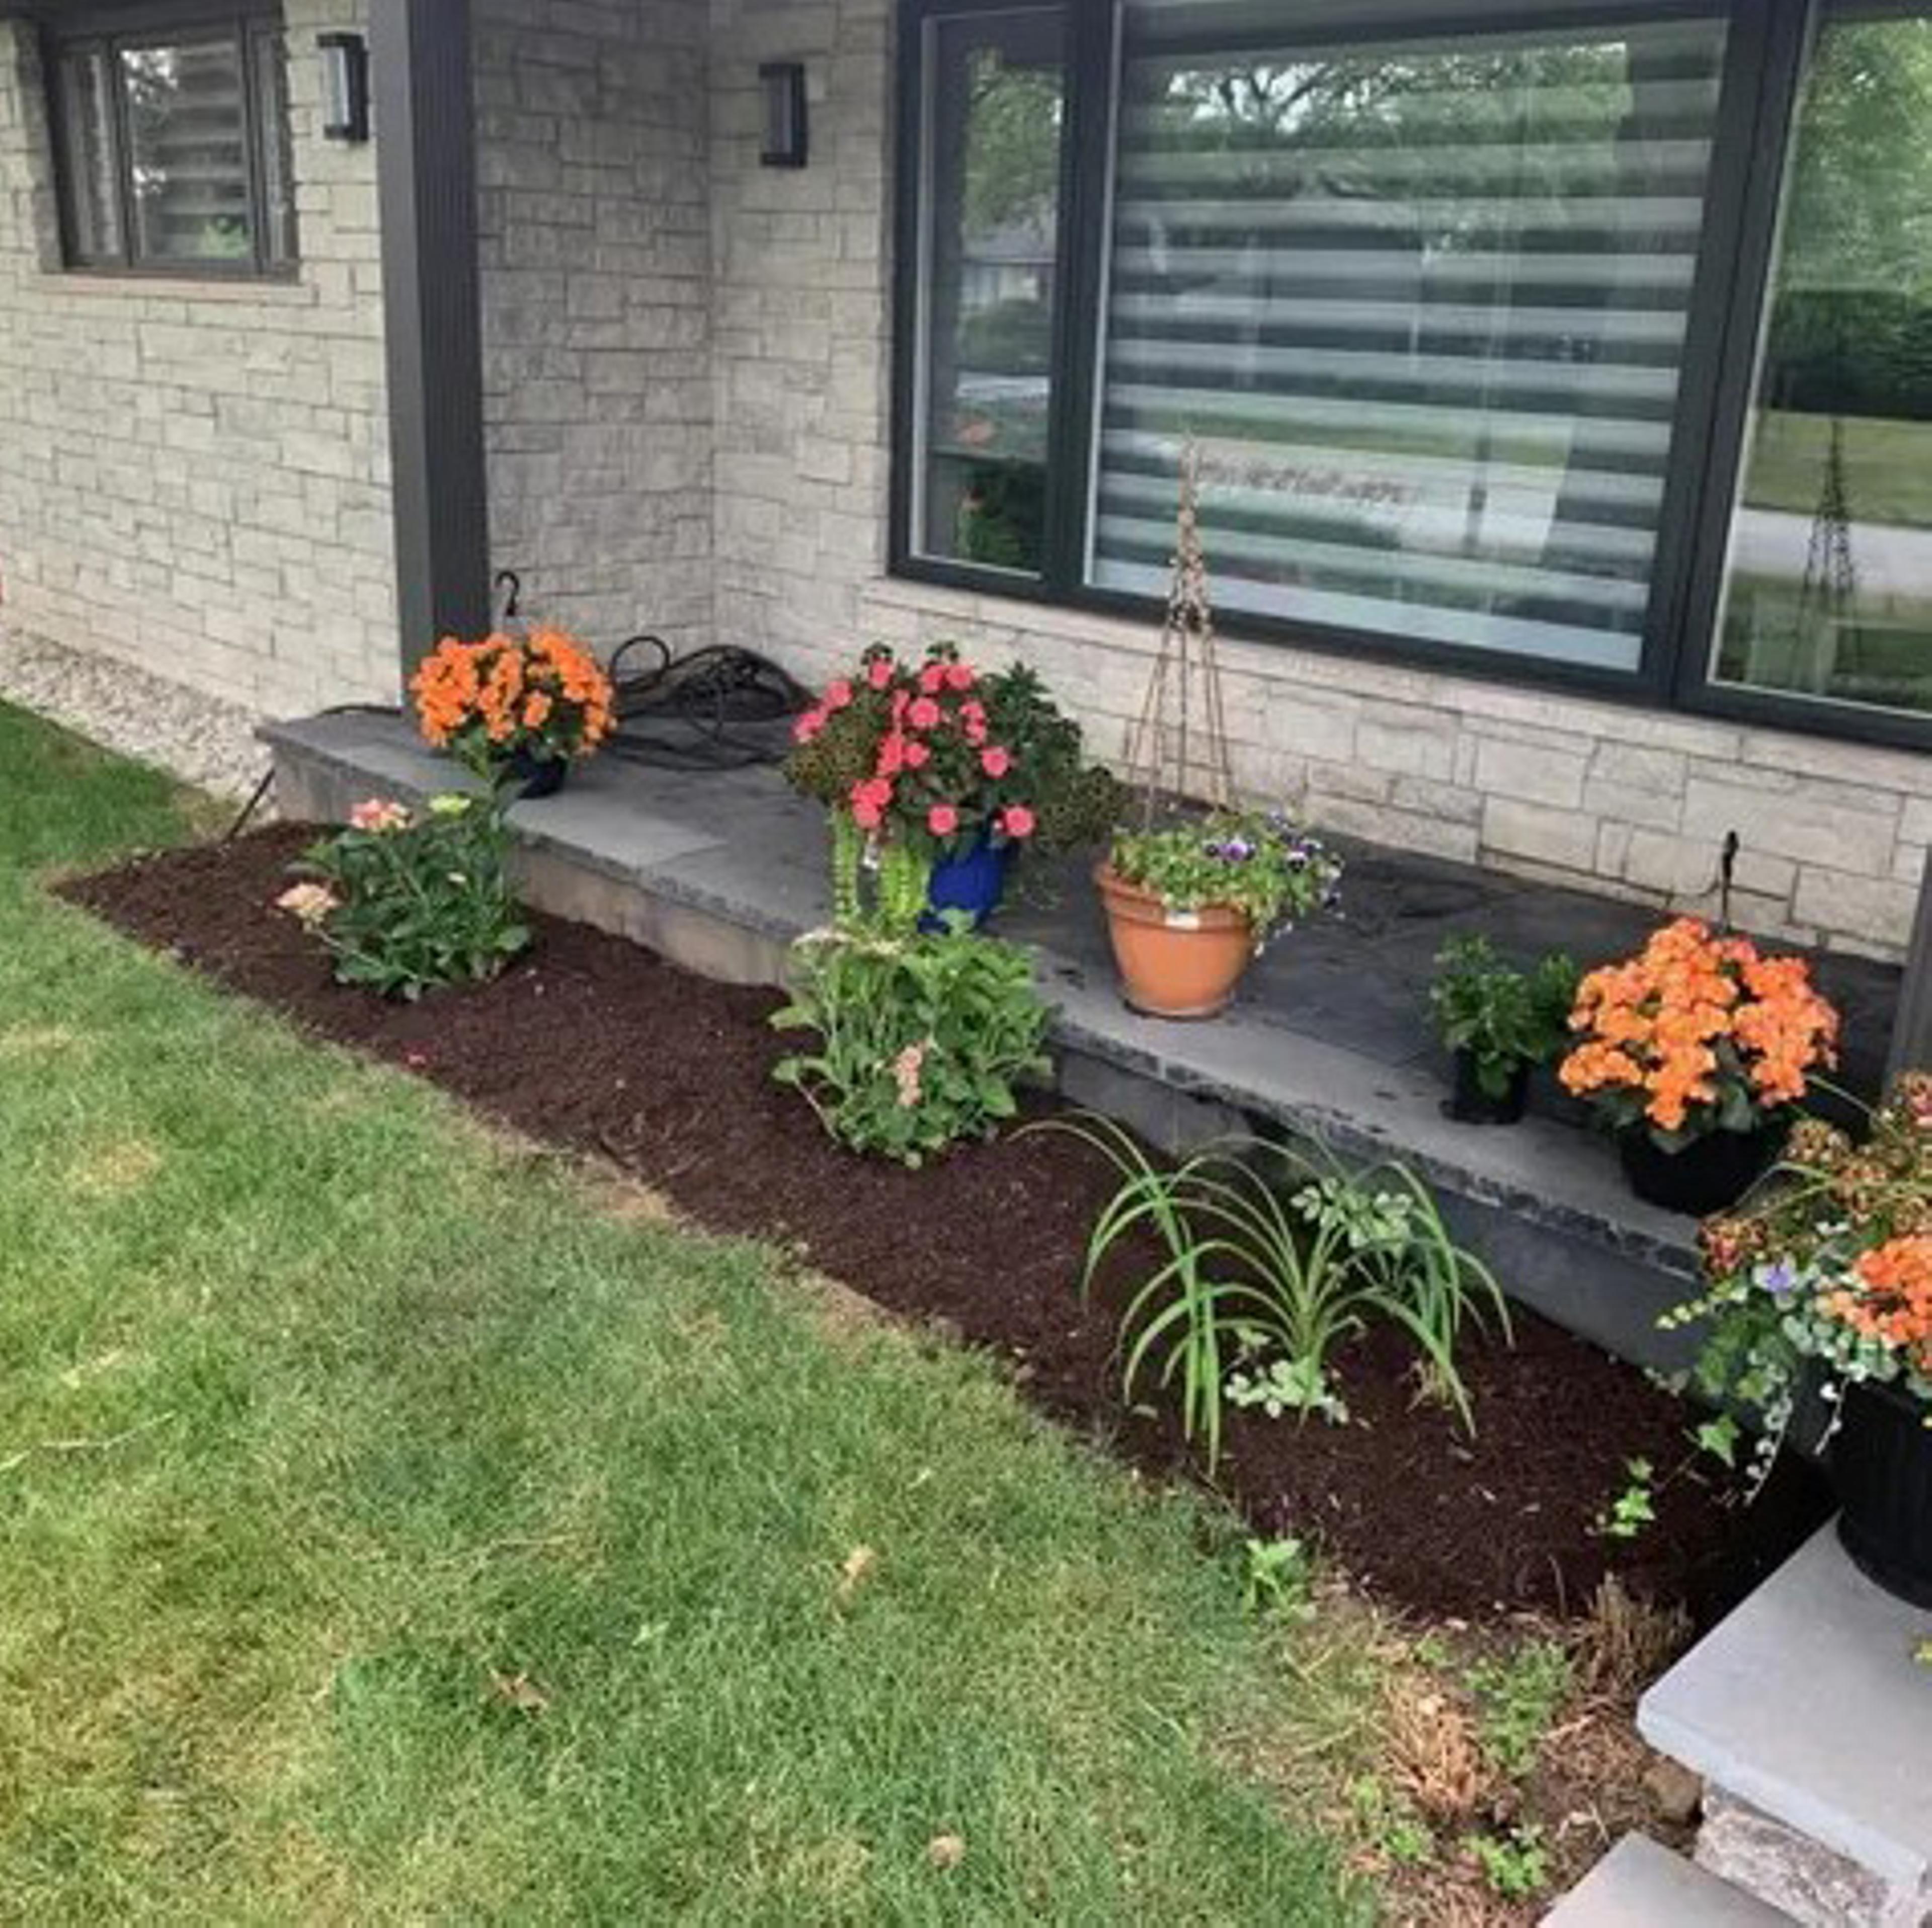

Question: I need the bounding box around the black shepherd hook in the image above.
[1718,830,1740,932]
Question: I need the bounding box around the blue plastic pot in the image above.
[922,834,1015,932]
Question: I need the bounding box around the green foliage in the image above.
[1593,1457,1657,1542]
[1668,1079,1932,1492]
[1463,1642,1572,1781]
[772,926,1052,1166]
[1044,1119,1508,1472]
[1428,937,1578,1100]
[1241,1535,1316,1619]
[1346,1778,1436,1869]
[1108,812,1343,946]
[290,793,529,1001]
[956,460,1046,572]
[1463,1825,1550,1901]
[980,660,1123,856]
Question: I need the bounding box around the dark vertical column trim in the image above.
[372,0,490,684]
[1890,853,1932,1082]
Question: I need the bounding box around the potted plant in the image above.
[1097,811,1341,1019]
[1428,937,1577,1126]
[410,628,615,797]
[1669,1074,1932,1606]
[786,645,1040,929]
[1559,917,1839,1216]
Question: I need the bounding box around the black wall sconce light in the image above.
[318,31,370,143]
[759,62,808,168]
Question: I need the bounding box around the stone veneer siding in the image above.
[702,1,1930,963]
[473,0,714,654]
[0,2,395,716]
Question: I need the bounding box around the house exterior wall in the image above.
[702,2,1930,963]
[0,3,396,717]
[472,0,714,654]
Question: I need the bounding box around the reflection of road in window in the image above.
[1715,11,1932,717]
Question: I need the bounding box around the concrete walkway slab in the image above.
[1545,1834,1793,1925]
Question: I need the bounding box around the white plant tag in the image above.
[1165,909,1202,932]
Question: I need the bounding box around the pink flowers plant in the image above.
[786,645,1036,859]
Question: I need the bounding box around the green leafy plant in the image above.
[1428,936,1577,1101]
[281,793,529,1000]
[1669,1074,1932,1488]
[1107,812,1342,948]
[979,661,1123,856]
[1593,1457,1657,1541]
[1346,1778,1435,1869]
[1041,1118,1508,1472]
[1463,1824,1549,1901]
[1463,1641,1572,1781]
[772,926,1051,1166]
[1240,1535,1316,1618]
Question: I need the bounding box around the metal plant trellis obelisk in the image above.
[1123,441,1236,825]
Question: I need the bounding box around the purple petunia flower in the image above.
[1757,1258,1801,1298]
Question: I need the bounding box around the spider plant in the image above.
[1039,1115,1509,1473]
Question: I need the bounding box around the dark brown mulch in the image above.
[59,826,1828,1625]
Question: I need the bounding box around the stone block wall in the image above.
[0,3,396,718]
[472,0,715,654]
[700,1,1930,962]
[707,0,894,664]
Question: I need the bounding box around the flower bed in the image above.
[60,823,1829,1631]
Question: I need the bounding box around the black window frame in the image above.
[41,0,297,282]
[889,0,1932,754]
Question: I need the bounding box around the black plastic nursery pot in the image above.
[1833,1379,1932,1609]
[1447,1051,1530,1126]
[508,749,569,799]
[1617,1123,1784,1217]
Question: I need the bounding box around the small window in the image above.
[908,7,1069,576]
[1710,6,1932,719]
[46,9,296,276]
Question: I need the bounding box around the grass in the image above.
[0,703,1370,1923]
[1741,408,1932,527]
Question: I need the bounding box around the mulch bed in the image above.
[59,825,1828,1626]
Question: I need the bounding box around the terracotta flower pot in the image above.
[1095,862,1253,1019]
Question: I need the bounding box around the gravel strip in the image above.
[0,627,274,802]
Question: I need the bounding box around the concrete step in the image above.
[1545,1834,1793,1925]
[1639,1524,1932,1926]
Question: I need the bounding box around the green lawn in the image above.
[1742,409,1932,528]
[0,704,1368,1923]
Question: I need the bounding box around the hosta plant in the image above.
[1045,1117,1507,1471]
[772,923,1052,1166]
[280,793,529,1000]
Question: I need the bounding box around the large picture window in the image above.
[46,7,296,277]
[893,0,1932,747]
[1091,6,1728,673]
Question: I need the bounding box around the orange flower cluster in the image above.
[1560,917,1838,1132]
[1823,1235,1932,1378]
[411,629,613,764]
